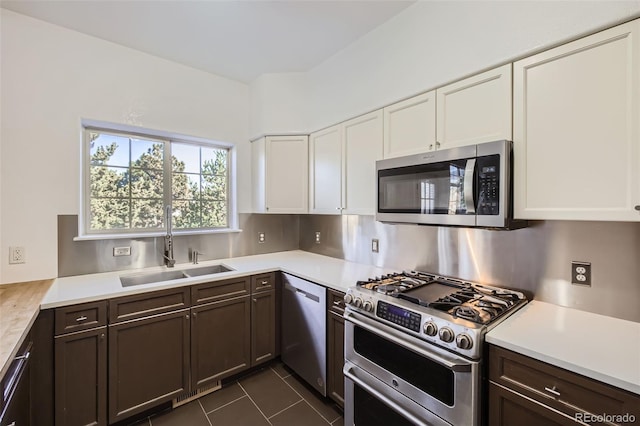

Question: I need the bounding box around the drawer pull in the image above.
[544,386,561,397]
[333,301,343,307]
[260,280,269,285]
[76,316,88,322]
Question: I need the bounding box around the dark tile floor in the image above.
[132,362,343,426]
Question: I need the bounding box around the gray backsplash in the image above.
[299,215,640,323]
[59,214,640,322]
[58,214,300,276]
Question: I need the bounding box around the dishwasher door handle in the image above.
[285,283,320,303]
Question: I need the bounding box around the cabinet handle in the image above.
[635,205,640,211]
[253,298,257,303]
[260,280,269,285]
[100,333,105,340]
[193,312,197,318]
[544,386,561,397]
[185,314,190,320]
[333,301,343,307]
[429,144,434,150]
[76,316,88,322]
[8,422,16,426]
[436,141,441,149]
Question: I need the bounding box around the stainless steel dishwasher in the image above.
[281,272,327,396]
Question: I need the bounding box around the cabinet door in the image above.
[436,64,512,149]
[108,310,189,423]
[327,310,345,408]
[383,91,436,158]
[489,382,577,426]
[55,327,107,426]
[251,290,276,366]
[309,126,342,214]
[514,20,640,221]
[342,110,383,215]
[265,135,309,213]
[191,296,251,388]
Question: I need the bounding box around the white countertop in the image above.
[43,250,391,309]
[486,300,640,395]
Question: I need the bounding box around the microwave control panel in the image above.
[476,155,500,215]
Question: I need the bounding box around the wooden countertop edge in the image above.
[0,279,55,382]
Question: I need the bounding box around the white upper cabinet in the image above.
[383,91,436,158]
[252,135,309,214]
[342,110,383,215]
[309,110,383,215]
[436,64,512,149]
[309,126,342,214]
[513,19,640,221]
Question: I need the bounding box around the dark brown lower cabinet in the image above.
[108,309,190,424]
[489,382,575,426]
[191,296,251,388]
[54,327,107,426]
[251,289,276,366]
[327,289,345,408]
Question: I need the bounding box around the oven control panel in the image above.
[376,301,421,332]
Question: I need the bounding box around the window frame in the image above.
[79,121,238,240]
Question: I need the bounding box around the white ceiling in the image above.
[1,0,415,83]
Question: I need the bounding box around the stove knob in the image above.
[423,321,438,336]
[363,300,374,312]
[354,297,363,308]
[456,333,473,350]
[439,327,455,343]
[343,294,354,305]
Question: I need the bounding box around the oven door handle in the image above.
[344,363,444,426]
[345,310,472,372]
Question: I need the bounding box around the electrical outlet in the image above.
[571,261,591,286]
[315,232,321,244]
[258,232,266,243]
[113,246,131,257]
[372,239,379,253]
[9,246,26,264]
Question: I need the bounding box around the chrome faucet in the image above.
[192,249,202,264]
[163,206,176,268]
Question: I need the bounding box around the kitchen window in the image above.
[81,125,235,238]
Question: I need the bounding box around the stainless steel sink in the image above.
[120,264,234,287]
[120,270,188,287]
[183,264,234,277]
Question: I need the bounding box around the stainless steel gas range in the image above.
[343,271,527,426]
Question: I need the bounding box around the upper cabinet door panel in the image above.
[342,110,383,215]
[514,20,640,221]
[309,126,342,214]
[436,64,512,149]
[383,91,436,158]
[265,135,309,213]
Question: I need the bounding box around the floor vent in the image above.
[172,381,222,408]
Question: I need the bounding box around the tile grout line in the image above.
[197,399,214,426]
[203,394,248,415]
[269,364,292,379]
[237,381,274,426]
[266,399,305,420]
[279,373,339,424]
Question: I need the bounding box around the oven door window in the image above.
[378,159,472,215]
[354,326,454,406]
[354,383,415,426]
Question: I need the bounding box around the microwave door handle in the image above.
[464,159,476,214]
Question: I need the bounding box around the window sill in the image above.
[73,228,243,241]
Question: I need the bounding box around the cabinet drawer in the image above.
[489,345,640,422]
[251,273,275,293]
[55,301,107,335]
[109,287,190,323]
[192,277,250,305]
[327,289,346,314]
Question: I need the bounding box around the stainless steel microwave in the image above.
[376,140,525,229]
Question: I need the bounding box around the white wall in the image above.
[251,1,640,134]
[249,72,308,139]
[0,10,250,284]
